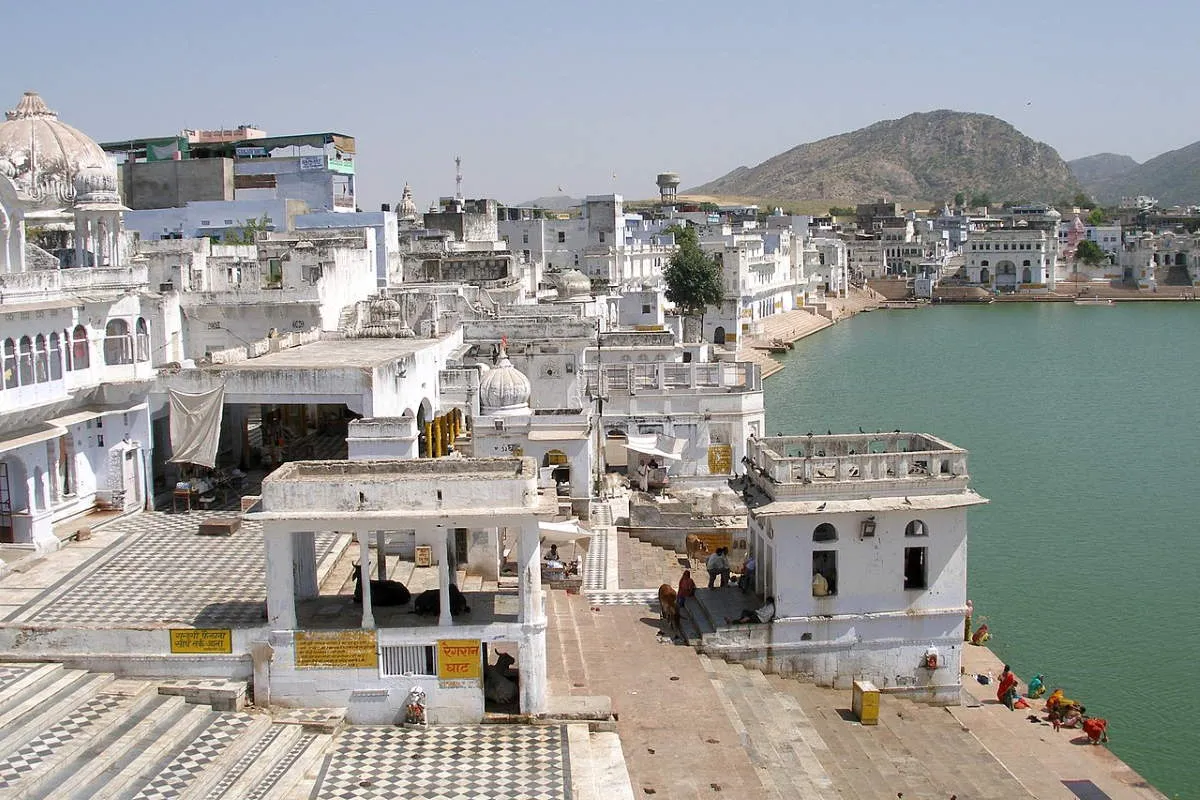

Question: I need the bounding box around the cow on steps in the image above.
[352,566,412,606]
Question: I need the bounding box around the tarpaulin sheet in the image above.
[168,386,225,469]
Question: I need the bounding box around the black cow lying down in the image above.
[413,585,471,616]
[351,568,412,606]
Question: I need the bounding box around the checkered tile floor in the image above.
[132,713,255,800]
[317,725,569,800]
[0,690,128,790]
[244,731,317,800]
[202,725,284,800]
[581,530,606,591]
[5,513,342,627]
[0,663,38,693]
[581,589,659,607]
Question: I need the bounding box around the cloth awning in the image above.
[538,520,592,547]
[625,434,686,461]
[168,386,226,469]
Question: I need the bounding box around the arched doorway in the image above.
[1021,267,1032,283]
[543,449,570,496]
[713,326,726,345]
[979,266,991,284]
[604,428,628,469]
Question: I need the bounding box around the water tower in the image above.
[656,172,680,205]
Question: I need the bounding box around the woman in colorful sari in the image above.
[1026,673,1046,699]
[995,665,1017,706]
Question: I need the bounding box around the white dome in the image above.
[555,269,591,299]
[0,92,111,211]
[74,163,121,206]
[479,354,531,414]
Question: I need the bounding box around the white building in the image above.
[963,227,1056,291]
[717,433,987,703]
[699,227,799,346]
[1,92,156,554]
[248,457,557,723]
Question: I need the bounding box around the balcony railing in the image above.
[747,433,968,492]
[582,361,760,395]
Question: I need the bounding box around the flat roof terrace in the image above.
[747,432,971,502]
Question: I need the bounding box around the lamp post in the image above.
[592,316,605,498]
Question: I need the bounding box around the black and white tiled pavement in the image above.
[580,589,660,607]
[0,663,37,693]
[0,690,130,790]
[581,528,607,591]
[317,725,570,800]
[4,513,342,627]
[131,712,256,800]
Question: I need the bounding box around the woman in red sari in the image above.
[996,664,1018,706]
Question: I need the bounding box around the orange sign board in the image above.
[294,630,378,669]
[169,628,232,654]
[707,444,733,475]
[437,639,482,681]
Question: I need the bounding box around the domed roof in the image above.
[399,183,418,219]
[555,269,591,299]
[0,92,110,211]
[479,350,531,415]
[1045,208,1062,220]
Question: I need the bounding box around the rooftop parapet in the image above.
[747,433,969,501]
[582,361,760,396]
[259,457,544,517]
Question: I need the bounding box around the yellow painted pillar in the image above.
[433,417,444,458]
[423,421,433,458]
[441,414,451,454]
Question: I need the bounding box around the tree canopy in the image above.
[1074,239,1106,266]
[663,224,723,324]
[1086,208,1106,226]
[222,213,271,245]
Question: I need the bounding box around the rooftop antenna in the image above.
[455,155,463,200]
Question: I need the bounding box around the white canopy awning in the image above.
[538,519,592,547]
[625,433,686,461]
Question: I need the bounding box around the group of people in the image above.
[992,665,1109,745]
[705,547,756,591]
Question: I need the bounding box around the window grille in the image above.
[380,644,436,677]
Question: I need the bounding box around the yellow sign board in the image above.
[437,639,482,681]
[707,444,733,475]
[169,629,232,654]
[294,630,378,669]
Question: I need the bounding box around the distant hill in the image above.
[1067,153,1139,186]
[516,194,581,211]
[691,110,1078,205]
[1073,142,1200,206]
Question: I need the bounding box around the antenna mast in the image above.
[455,155,463,200]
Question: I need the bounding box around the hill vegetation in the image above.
[691,110,1079,206]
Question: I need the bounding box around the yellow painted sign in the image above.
[707,444,733,475]
[437,639,482,681]
[294,630,378,669]
[169,629,232,654]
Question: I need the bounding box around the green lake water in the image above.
[763,302,1199,798]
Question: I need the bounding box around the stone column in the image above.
[519,624,547,715]
[294,532,318,600]
[358,536,375,630]
[263,524,298,630]
[517,519,542,624]
[438,526,453,627]
[375,530,387,580]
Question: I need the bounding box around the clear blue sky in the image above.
[4,0,1197,209]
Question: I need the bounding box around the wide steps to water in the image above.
[0,662,331,799]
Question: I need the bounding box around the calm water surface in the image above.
[763,302,1199,799]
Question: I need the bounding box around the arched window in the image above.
[34,334,48,383]
[49,333,63,380]
[2,338,16,390]
[905,520,929,537]
[104,319,132,366]
[71,325,90,370]
[18,336,34,385]
[135,317,149,362]
[813,523,838,542]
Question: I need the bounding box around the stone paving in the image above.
[1,512,344,628]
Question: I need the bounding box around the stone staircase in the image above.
[700,655,1035,799]
[0,662,333,799]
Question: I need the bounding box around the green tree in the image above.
[1072,192,1097,210]
[828,206,855,217]
[1086,208,1106,226]
[663,225,723,341]
[1074,239,1106,266]
[953,192,966,207]
[968,193,990,208]
[222,213,272,245]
